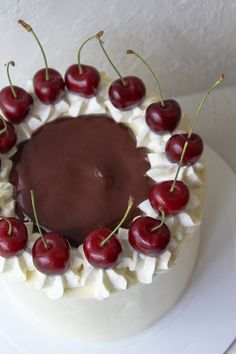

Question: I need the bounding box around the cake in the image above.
[0,21,221,342]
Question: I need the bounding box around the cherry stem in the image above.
[30,190,49,249]
[127,49,164,107]
[18,19,49,81]
[6,61,17,98]
[169,74,224,193]
[77,31,103,74]
[0,218,12,236]
[169,141,189,193]
[188,74,224,139]
[96,32,126,86]
[100,197,133,247]
[0,115,7,135]
[151,210,165,232]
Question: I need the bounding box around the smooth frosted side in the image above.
[3,229,201,342]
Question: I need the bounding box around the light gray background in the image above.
[0,0,236,173]
[0,0,236,95]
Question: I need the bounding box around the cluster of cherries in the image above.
[0,191,70,275]
[0,20,223,275]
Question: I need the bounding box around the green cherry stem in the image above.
[18,19,49,81]
[188,74,224,139]
[6,61,17,98]
[0,217,12,235]
[0,115,8,135]
[100,197,133,247]
[151,210,165,232]
[169,74,224,193]
[30,190,49,249]
[96,32,126,86]
[127,49,164,107]
[78,31,104,74]
[169,141,188,193]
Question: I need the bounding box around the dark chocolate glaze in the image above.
[10,114,152,246]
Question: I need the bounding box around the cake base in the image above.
[2,229,201,342]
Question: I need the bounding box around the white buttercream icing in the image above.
[0,73,205,299]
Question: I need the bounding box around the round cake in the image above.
[0,24,208,342]
[0,72,206,341]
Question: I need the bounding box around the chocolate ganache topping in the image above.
[10,114,152,246]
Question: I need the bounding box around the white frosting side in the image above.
[0,73,205,300]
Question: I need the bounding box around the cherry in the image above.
[0,217,28,258]
[65,65,100,98]
[0,61,33,123]
[166,74,224,164]
[32,233,70,275]
[145,100,181,134]
[18,19,64,105]
[83,228,122,269]
[127,50,181,133]
[30,190,70,275]
[0,115,17,153]
[33,68,65,104]
[108,76,146,110]
[166,133,203,165]
[65,32,102,97]
[97,34,145,110]
[129,215,170,256]
[83,197,133,269]
[149,180,189,215]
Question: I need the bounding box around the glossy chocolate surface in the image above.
[11,114,151,246]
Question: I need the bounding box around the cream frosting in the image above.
[0,73,205,300]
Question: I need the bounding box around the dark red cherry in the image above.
[0,61,33,123]
[129,216,170,256]
[65,64,100,97]
[165,133,204,165]
[109,76,146,110]
[83,228,122,269]
[0,118,17,153]
[96,36,145,110]
[146,99,181,134]
[149,180,190,215]
[126,50,180,131]
[33,68,65,105]
[0,218,28,258]
[18,20,65,105]
[0,86,33,123]
[32,233,70,275]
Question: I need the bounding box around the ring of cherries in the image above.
[0,20,223,276]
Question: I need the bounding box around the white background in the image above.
[1,0,236,95]
[0,0,236,173]
[0,1,235,352]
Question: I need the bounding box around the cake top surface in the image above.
[11,114,151,246]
